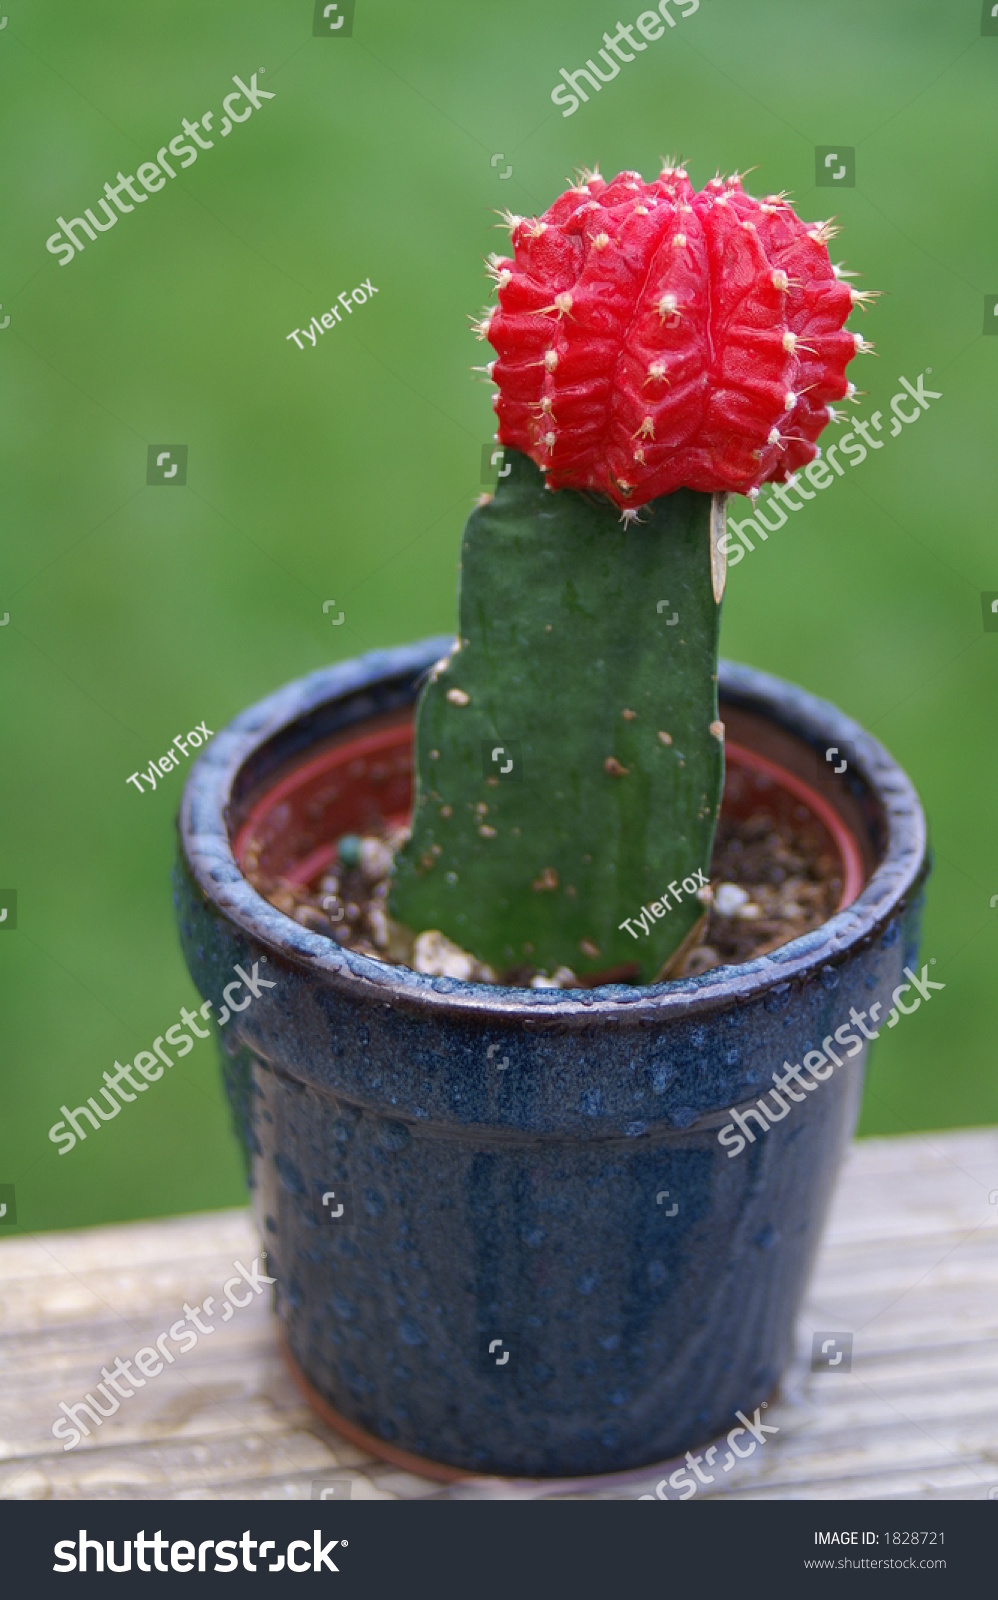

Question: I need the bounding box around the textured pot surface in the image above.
[175,641,928,1476]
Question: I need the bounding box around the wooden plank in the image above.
[0,1131,996,1500]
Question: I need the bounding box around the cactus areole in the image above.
[390,165,870,983]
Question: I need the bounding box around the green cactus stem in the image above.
[389,449,727,983]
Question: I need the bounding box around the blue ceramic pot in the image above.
[174,640,927,1478]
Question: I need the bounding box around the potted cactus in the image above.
[175,164,927,1481]
[391,165,872,986]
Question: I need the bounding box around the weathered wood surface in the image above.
[1,1129,996,1501]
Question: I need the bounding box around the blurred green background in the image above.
[1,0,995,1234]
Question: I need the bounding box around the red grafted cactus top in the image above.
[483,167,871,508]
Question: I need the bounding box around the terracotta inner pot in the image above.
[232,712,866,918]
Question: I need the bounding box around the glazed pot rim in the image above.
[178,639,927,1028]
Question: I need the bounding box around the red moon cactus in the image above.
[483,166,873,507]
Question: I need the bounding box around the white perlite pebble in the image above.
[530,966,578,989]
[413,930,477,981]
[359,837,394,882]
[714,882,750,917]
[368,905,390,950]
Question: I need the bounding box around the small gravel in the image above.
[248,806,842,987]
